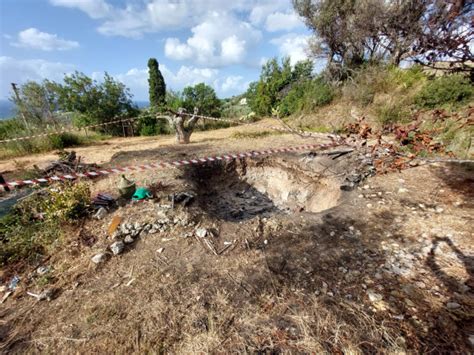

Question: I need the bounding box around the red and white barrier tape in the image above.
[1,142,341,190]
[0,117,140,143]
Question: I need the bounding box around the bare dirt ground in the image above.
[1,122,473,353]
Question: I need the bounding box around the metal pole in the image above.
[11,83,29,130]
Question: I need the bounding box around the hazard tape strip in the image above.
[1,142,341,190]
[0,117,139,143]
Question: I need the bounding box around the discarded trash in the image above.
[92,193,115,208]
[108,216,123,236]
[118,175,136,199]
[157,247,164,253]
[169,191,195,207]
[9,275,20,290]
[132,187,152,201]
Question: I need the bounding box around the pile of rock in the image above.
[91,209,196,264]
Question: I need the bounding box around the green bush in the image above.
[0,183,90,266]
[415,74,473,108]
[138,115,171,136]
[280,79,334,116]
[48,132,82,149]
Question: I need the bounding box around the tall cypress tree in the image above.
[148,58,166,109]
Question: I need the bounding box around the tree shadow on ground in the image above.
[232,210,472,353]
[107,143,213,167]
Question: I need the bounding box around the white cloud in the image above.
[0,56,75,98]
[49,0,111,19]
[113,65,220,100]
[248,0,288,25]
[12,28,79,51]
[164,12,261,67]
[265,11,303,32]
[220,75,248,93]
[165,38,193,60]
[270,34,311,65]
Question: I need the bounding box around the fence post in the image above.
[0,174,10,192]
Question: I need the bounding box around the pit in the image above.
[186,156,344,221]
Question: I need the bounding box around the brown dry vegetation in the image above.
[0,121,473,353]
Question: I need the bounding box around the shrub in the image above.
[280,79,334,116]
[415,74,473,108]
[48,132,82,149]
[0,183,91,266]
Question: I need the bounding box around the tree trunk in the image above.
[175,124,191,144]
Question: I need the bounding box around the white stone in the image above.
[110,241,125,255]
[367,290,383,303]
[91,253,107,264]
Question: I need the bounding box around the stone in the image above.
[435,206,444,213]
[94,207,108,220]
[446,302,461,310]
[157,247,164,253]
[38,289,55,301]
[124,235,134,244]
[367,290,383,303]
[196,228,208,238]
[110,241,125,255]
[398,188,408,193]
[91,253,107,264]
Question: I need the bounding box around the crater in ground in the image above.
[185,156,343,221]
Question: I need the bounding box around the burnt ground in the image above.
[1,145,473,353]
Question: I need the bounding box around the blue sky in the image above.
[0,0,312,101]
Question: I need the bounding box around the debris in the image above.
[36,266,50,275]
[195,227,208,238]
[125,278,135,287]
[27,289,55,301]
[132,187,152,201]
[118,175,136,199]
[1,291,12,303]
[110,241,125,255]
[92,193,115,208]
[157,247,164,253]
[108,216,123,236]
[94,207,108,220]
[91,253,108,264]
[169,191,195,207]
[9,275,20,290]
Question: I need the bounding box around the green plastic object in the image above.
[132,187,152,201]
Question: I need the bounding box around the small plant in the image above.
[415,74,473,108]
[0,182,91,266]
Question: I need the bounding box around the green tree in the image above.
[182,83,221,116]
[56,71,137,133]
[148,58,166,110]
[10,80,61,128]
